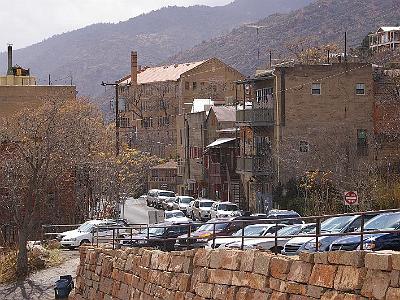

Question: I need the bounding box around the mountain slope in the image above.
[0,0,312,97]
[170,0,400,75]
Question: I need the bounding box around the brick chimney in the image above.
[7,44,13,75]
[131,51,138,85]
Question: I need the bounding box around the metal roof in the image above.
[120,61,206,85]
[377,26,400,33]
[211,106,236,122]
[206,138,236,148]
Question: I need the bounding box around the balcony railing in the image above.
[236,108,274,126]
[236,156,273,175]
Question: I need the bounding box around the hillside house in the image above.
[369,27,400,52]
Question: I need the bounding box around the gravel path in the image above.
[0,250,80,300]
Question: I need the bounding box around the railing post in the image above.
[274,221,278,254]
[187,223,192,250]
[241,221,245,250]
[212,223,216,249]
[96,226,99,248]
[316,217,321,252]
[112,228,115,250]
[360,213,365,251]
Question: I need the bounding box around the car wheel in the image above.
[80,239,91,246]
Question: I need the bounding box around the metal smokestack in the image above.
[7,44,13,75]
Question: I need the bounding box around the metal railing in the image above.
[236,108,274,125]
[90,208,400,254]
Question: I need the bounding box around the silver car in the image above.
[172,196,194,215]
[191,199,215,221]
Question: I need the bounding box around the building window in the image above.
[356,83,365,95]
[256,87,273,104]
[185,82,190,90]
[311,83,321,95]
[193,82,197,90]
[299,141,310,153]
[357,129,368,156]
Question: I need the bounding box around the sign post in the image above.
[344,191,359,206]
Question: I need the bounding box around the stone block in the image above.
[299,251,314,263]
[365,252,393,271]
[309,264,337,288]
[158,252,171,271]
[391,253,400,271]
[386,287,400,299]
[287,261,313,284]
[289,295,308,300]
[270,278,287,292]
[212,284,228,300]
[193,248,211,267]
[270,291,289,300]
[334,265,366,291]
[240,249,257,272]
[270,256,293,280]
[286,282,307,295]
[236,287,255,300]
[361,269,391,299]
[253,251,272,276]
[195,282,214,298]
[314,252,328,265]
[390,270,400,287]
[328,251,365,267]
[220,250,242,270]
[306,285,326,298]
[209,268,233,285]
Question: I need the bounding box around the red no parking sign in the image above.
[344,191,359,206]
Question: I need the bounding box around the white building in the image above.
[369,26,400,52]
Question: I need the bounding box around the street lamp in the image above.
[101,81,130,156]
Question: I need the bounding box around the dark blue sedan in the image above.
[329,212,400,251]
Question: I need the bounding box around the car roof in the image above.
[217,202,238,205]
[158,189,175,193]
[198,199,215,202]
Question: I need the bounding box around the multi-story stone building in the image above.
[118,51,244,158]
[0,45,76,118]
[236,63,375,212]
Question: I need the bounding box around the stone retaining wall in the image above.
[73,246,400,299]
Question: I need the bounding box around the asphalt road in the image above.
[121,197,154,224]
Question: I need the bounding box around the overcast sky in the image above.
[1,0,232,50]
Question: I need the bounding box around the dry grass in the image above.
[0,244,64,283]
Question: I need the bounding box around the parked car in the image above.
[175,218,243,249]
[155,190,176,209]
[164,210,192,223]
[60,220,125,249]
[207,223,287,249]
[210,202,241,219]
[300,213,378,253]
[120,222,198,251]
[191,199,215,221]
[282,215,370,255]
[266,210,304,225]
[162,198,176,210]
[172,196,194,215]
[329,212,400,251]
[146,189,160,207]
[228,223,316,251]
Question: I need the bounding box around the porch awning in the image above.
[206,138,236,149]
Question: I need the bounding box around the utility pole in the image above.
[101,81,127,156]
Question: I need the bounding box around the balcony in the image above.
[236,108,274,126]
[236,156,273,176]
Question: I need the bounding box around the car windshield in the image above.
[317,216,357,233]
[180,197,193,204]
[200,201,213,208]
[219,204,238,211]
[276,225,302,236]
[165,211,185,218]
[147,227,166,236]
[78,222,95,232]
[300,224,316,234]
[159,191,175,197]
[364,213,400,231]
[197,223,228,232]
[232,225,267,237]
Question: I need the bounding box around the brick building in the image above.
[148,161,178,192]
[236,63,375,212]
[118,52,244,158]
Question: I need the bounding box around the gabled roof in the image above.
[210,106,236,122]
[120,60,206,85]
[377,26,400,33]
